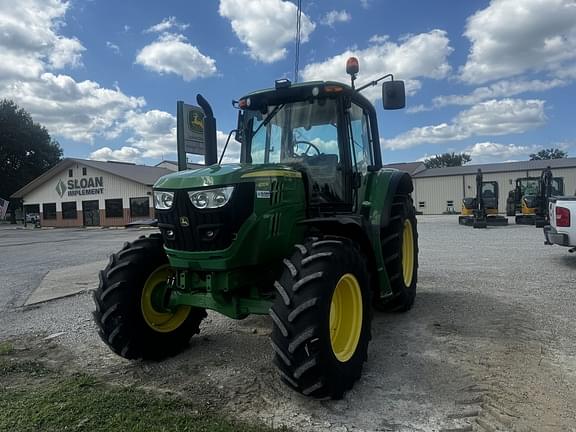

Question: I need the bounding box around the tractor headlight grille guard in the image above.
[156,183,255,252]
[188,186,234,209]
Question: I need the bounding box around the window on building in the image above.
[82,167,87,176]
[43,203,56,219]
[105,199,123,218]
[62,202,77,219]
[68,169,73,178]
[130,197,149,218]
[446,200,454,207]
[418,201,426,208]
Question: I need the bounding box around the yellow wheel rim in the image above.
[140,265,191,333]
[402,219,415,287]
[329,273,363,363]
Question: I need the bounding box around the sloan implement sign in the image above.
[56,176,104,198]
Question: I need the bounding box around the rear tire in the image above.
[535,217,546,228]
[376,195,418,312]
[93,234,207,360]
[270,237,372,399]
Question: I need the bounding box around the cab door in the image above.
[345,102,374,211]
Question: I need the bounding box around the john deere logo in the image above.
[188,110,204,134]
[179,216,189,227]
[55,179,67,198]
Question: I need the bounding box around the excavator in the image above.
[459,168,508,228]
[506,166,564,227]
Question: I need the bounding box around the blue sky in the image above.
[1,0,575,165]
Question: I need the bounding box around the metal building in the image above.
[11,158,172,227]
[405,158,576,215]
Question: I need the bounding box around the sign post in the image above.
[176,101,206,171]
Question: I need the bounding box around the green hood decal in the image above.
[154,164,301,190]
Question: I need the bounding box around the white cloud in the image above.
[382,98,546,150]
[556,63,576,79]
[0,0,186,162]
[144,16,189,34]
[369,34,388,44]
[461,0,576,83]
[49,36,85,69]
[466,142,537,163]
[136,33,217,81]
[90,146,142,162]
[301,30,453,101]
[91,120,242,163]
[106,41,121,55]
[433,78,567,107]
[123,110,177,158]
[219,0,315,63]
[406,104,431,114]
[321,10,351,27]
[217,130,241,163]
[360,0,370,9]
[0,0,85,79]
[3,73,145,142]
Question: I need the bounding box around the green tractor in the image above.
[93,58,418,399]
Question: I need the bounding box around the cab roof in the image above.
[238,80,374,112]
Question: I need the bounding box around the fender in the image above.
[362,169,414,299]
[379,170,414,228]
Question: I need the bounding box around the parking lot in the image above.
[1,217,575,431]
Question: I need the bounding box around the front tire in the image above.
[93,234,207,360]
[270,237,372,399]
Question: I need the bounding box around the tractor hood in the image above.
[154,164,302,190]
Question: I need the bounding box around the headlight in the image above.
[188,186,234,209]
[154,191,174,210]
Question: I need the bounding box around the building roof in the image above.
[413,157,576,178]
[154,160,205,171]
[383,162,426,175]
[11,158,172,198]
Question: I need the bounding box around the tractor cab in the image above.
[234,76,404,213]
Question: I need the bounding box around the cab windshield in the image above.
[243,98,344,203]
[246,99,339,164]
[519,179,540,196]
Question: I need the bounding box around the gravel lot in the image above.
[1,217,575,431]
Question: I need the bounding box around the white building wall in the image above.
[414,167,576,214]
[413,176,463,214]
[23,163,152,212]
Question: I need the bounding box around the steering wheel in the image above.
[294,140,321,157]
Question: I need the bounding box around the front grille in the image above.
[157,183,255,252]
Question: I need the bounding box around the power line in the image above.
[294,0,302,83]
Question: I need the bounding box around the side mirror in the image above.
[234,111,244,143]
[382,80,406,110]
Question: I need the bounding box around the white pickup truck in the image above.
[544,197,576,252]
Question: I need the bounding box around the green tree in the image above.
[529,148,568,160]
[424,152,472,169]
[0,100,63,221]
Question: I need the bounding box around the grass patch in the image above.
[0,341,14,355]
[0,359,48,377]
[0,360,290,432]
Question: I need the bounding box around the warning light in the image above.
[346,57,359,76]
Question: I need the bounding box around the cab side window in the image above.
[348,103,373,173]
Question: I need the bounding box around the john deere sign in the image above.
[176,100,205,160]
[56,177,104,198]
